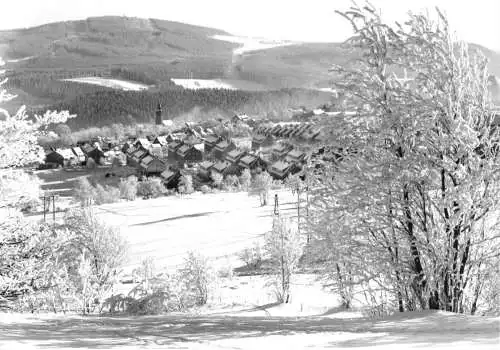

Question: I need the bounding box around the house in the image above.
[71,147,86,165]
[211,160,240,177]
[211,161,231,177]
[184,136,204,149]
[134,138,151,150]
[140,155,166,174]
[45,149,72,167]
[272,144,294,159]
[198,161,214,179]
[252,134,274,150]
[204,135,222,153]
[160,169,182,189]
[150,144,163,157]
[213,140,236,160]
[285,149,306,164]
[225,149,246,164]
[268,161,297,180]
[87,147,106,165]
[231,114,250,125]
[238,154,267,172]
[153,136,168,147]
[81,143,94,155]
[176,144,203,163]
[129,148,148,167]
[167,141,183,160]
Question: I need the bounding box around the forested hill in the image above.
[43,88,333,129]
[1,16,498,127]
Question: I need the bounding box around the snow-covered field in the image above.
[61,77,150,91]
[0,311,498,349]
[170,78,268,91]
[212,34,295,55]
[6,56,36,63]
[92,189,298,273]
[170,78,237,90]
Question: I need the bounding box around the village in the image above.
[40,104,332,196]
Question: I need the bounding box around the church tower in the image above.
[155,102,162,125]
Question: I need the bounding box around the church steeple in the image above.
[155,102,162,125]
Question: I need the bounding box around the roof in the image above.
[150,144,162,151]
[176,144,191,156]
[141,155,154,166]
[56,148,75,159]
[133,149,147,159]
[199,161,214,169]
[215,140,230,149]
[212,161,230,172]
[239,154,257,165]
[227,149,244,158]
[271,161,291,172]
[161,169,178,180]
[273,144,291,153]
[168,141,182,149]
[82,144,94,154]
[72,147,85,157]
[204,135,220,144]
[253,134,267,142]
[154,136,168,145]
[286,149,305,159]
[135,138,151,148]
[193,143,204,152]
[126,146,137,155]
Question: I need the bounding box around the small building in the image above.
[225,149,246,164]
[71,147,86,165]
[87,147,106,165]
[238,154,267,173]
[272,144,294,159]
[129,148,148,167]
[167,141,183,160]
[268,161,296,180]
[204,135,222,153]
[150,144,163,157]
[81,143,95,155]
[176,144,203,163]
[153,136,168,147]
[160,169,182,189]
[134,138,151,150]
[285,149,306,164]
[231,114,250,125]
[198,161,214,179]
[140,155,166,175]
[213,140,236,160]
[45,150,64,167]
[211,160,240,177]
[252,134,274,150]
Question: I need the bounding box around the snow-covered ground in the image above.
[6,56,36,63]
[170,78,237,90]
[61,77,150,91]
[92,190,298,274]
[0,311,498,349]
[170,78,268,91]
[212,34,295,55]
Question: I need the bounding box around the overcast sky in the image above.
[1,0,499,51]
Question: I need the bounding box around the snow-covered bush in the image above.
[137,178,164,198]
[238,242,263,270]
[119,176,138,201]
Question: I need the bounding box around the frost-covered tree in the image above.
[265,216,303,303]
[249,171,273,206]
[308,4,500,313]
[0,57,74,309]
[210,171,223,189]
[239,168,252,190]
